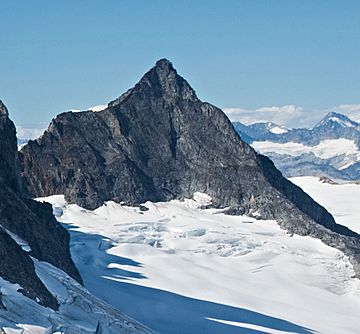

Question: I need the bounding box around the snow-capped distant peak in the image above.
[264,122,289,134]
[250,121,289,134]
[315,112,359,129]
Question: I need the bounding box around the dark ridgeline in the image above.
[20,59,360,276]
[0,101,81,309]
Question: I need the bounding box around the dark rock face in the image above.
[0,187,82,283]
[0,227,58,309]
[0,101,20,192]
[20,59,360,276]
[0,100,81,309]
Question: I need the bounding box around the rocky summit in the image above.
[20,59,360,276]
[0,101,81,310]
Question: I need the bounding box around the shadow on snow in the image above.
[65,227,316,334]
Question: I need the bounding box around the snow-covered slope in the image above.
[0,257,153,334]
[38,192,360,334]
[290,177,360,234]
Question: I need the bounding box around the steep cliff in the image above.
[0,100,81,309]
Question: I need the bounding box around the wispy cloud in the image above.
[224,104,360,128]
[16,126,46,140]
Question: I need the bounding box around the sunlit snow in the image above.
[34,187,360,334]
[0,259,153,334]
[290,176,360,234]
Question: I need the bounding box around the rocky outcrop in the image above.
[0,100,81,309]
[0,226,58,309]
[0,101,20,192]
[19,59,360,276]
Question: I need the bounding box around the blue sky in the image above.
[0,0,359,128]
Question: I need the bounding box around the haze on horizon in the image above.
[0,0,359,129]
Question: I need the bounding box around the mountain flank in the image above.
[19,59,360,277]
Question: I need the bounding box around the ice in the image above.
[1,227,31,252]
[36,190,360,334]
[290,176,360,233]
[0,259,154,333]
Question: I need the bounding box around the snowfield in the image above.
[252,139,360,168]
[35,182,360,334]
[269,126,288,134]
[290,177,360,234]
[0,259,154,334]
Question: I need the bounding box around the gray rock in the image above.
[0,226,58,309]
[0,101,20,192]
[20,59,360,277]
[0,100,82,309]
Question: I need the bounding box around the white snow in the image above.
[1,227,31,252]
[0,251,153,333]
[88,104,108,112]
[69,104,108,113]
[0,263,153,333]
[252,138,360,165]
[315,116,357,128]
[269,126,288,134]
[35,192,360,334]
[290,176,360,234]
[328,116,356,127]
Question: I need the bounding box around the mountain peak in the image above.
[146,58,177,85]
[315,111,359,128]
[247,121,289,134]
[144,58,197,100]
[154,58,174,71]
[109,59,197,107]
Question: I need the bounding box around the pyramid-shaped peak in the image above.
[110,59,198,107]
[315,111,358,128]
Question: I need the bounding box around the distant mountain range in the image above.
[233,112,360,180]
